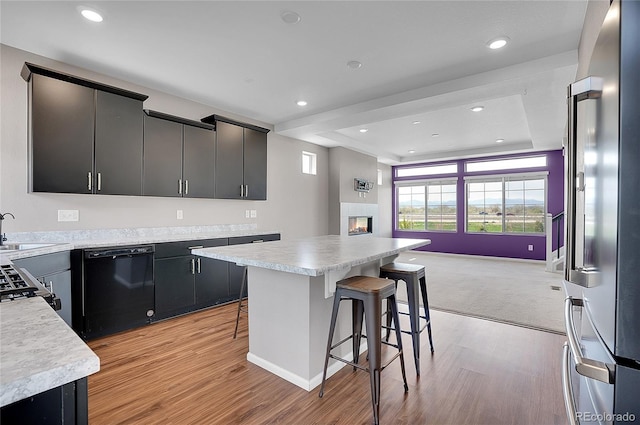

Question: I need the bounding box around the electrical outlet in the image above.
[57,210,79,222]
[528,244,534,251]
[177,210,183,220]
[250,210,257,218]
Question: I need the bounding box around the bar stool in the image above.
[379,262,434,376]
[319,276,408,425]
[233,267,248,339]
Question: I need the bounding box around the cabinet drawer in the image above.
[154,238,228,259]
[228,233,280,246]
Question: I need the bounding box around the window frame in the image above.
[464,172,548,235]
[395,178,458,233]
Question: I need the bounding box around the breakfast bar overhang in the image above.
[193,235,430,391]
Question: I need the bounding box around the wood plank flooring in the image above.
[87,303,568,425]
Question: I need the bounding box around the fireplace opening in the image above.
[348,216,373,236]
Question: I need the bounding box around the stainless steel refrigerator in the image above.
[562,0,640,424]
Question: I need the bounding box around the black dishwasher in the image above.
[80,245,154,339]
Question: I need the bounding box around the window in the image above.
[466,175,546,234]
[302,151,317,175]
[465,155,547,173]
[396,180,457,232]
[396,163,457,178]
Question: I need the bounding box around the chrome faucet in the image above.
[0,212,15,245]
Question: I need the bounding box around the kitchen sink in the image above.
[0,243,56,251]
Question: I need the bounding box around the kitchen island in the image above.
[193,235,430,391]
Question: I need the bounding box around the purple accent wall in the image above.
[392,149,565,260]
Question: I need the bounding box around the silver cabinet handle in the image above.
[565,77,602,288]
[88,172,92,191]
[196,257,201,274]
[240,184,244,197]
[245,185,249,198]
[188,245,204,250]
[252,239,264,243]
[179,179,183,195]
[190,258,195,275]
[185,179,189,195]
[562,343,579,425]
[97,172,102,191]
[564,297,615,384]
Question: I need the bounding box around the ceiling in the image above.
[0,1,588,165]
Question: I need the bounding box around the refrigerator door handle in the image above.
[564,297,615,384]
[562,342,579,425]
[565,77,603,288]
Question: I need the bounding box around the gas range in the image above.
[0,264,60,309]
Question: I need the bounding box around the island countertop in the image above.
[0,297,100,407]
[192,235,430,276]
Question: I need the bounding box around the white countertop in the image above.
[0,297,100,407]
[193,235,431,276]
[0,224,279,264]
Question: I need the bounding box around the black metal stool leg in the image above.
[405,276,421,375]
[419,275,434,354]
[319,292,343,398]
[352,299,364,370]
[233,267,248,339]
[363,294,383,425]
[389,293,409,392]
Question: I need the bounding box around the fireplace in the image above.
[348,216,373,236]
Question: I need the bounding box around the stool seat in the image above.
[320,275,408,425]
[337,275,396,293]
[380,262,425,275]
[380,262,434,376]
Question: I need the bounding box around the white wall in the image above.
[0,44,329,240]
[576,0,611,79]
[376,163,393,237]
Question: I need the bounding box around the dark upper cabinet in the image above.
[143,115,183,197]
[183,125,215,198]
[95,91,144,195]
[215,121,245,199]
[202,115,269,200]
[24,63,147,195]
[143,110,215,198]
[31,74,95,194]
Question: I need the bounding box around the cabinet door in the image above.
[143,115,183,197]
[95,91,144,195]
[183,125,215,198]
[243,127,268,200]
[215,121,244,199]
[31,74,94,193]
[154,256,195,316]
[195,257,229,306]
[45,270,72,327]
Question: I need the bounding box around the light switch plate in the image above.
[177,210,183,220]
[245,210,251,218]
[58,210,79,222]
[250,210,257,218]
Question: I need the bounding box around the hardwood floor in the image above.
[87,303,568,425]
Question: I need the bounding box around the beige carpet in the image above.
[393,251,566,334]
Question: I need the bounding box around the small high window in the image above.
[302,151,317,175]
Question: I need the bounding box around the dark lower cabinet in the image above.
[0,378,88,425]
[154,238,229,320]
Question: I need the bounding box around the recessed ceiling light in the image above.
[408,150,416,154]
[496,138,505,143]
[281,10,301,24]
[347,60,362,70]
[296,100,307,106]
[359,128,368,133]
[487,36,509,50]
[471,106,484,112]
[412,121,421,125]
[79,7,103,22]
